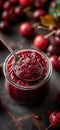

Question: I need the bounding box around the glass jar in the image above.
[3,49,52,105]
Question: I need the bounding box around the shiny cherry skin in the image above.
[33,35,49,50]
[57,93,60,105]
[1,10,11,21]
[55,29,60,37]
[0,21,10,33]
[19,22,35,37]
[50,55,60,70]
[19,0,34,7]
[49,112,60,127]
[47,45,60,55]
[2,9,15,22]
[33,9,45,21]
[54,37,60,46]
[48,25,56,32]
[3,1,12,10]
[14,6,23,17]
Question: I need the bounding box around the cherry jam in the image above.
[3,49,52,104]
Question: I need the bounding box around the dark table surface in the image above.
[0,23,60,130]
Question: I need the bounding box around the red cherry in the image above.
[57,93,60,105]
[55,29,60,37]
[54,37,60,46]
[50,55,60,70]
[33,35,49,50]
[1,10,11,21]
[48,25,56,32]
[2,9,15,22]
[33,9,45,21]
[19,0,34,7]
[47,45,60,55]
[35,114,41,120]
[49,112,60,127]
[0,21,10,33]
[14,6,23,17]
[19,22,35,37]
[3,1,12,10]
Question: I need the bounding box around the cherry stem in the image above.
[33,23,48,30]
[44,124,52,130]
[23,6,32,13]
[38,25,48,30]
[45,30,56,39]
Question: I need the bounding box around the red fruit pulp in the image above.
[8,50,49,84]
[49,112,60,127]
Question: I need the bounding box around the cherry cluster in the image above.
[0,0,60,71]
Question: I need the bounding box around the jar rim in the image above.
[3,49,52,90]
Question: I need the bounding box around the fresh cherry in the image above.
[49,112,60,127]
[50,55,60,70]
[47,45,60,55]
[55,29,60,37]
[3,1,12,11]
[34,114,41,120]
[44,111,60,130]
[19,22,35,37]
[19,0,34,7]
[33,9,45,21]
[14,6,23,17]
[33,35,49,50]
[48,25,56,32]
[1,10,11,21]
[54,36,60,46]
[0,21,10,33]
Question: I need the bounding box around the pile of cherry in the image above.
[0,0,60,71]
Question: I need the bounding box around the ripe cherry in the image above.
[33,35,49,50]
[49,112,60,127]
[1,10,11,21]
[50,55,60,70]
[55,29,60,37]
[54,36,60,46]
[19,22,35,37]
[14,6,23,17]
[47,45,60,55]
[0,21,10,33]
[48,25,56,32]
[44,112,60,130]
[33,9,45,21]
[34,114,41,120]
[19,0,34,7]
[3,1,12,11]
